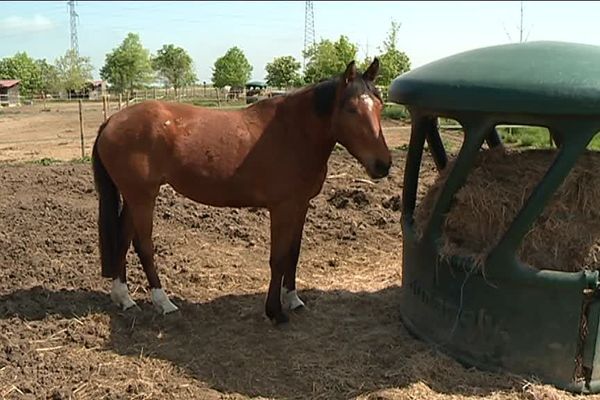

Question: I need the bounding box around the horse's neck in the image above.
[244,89,337,173]
[278,89,336,159]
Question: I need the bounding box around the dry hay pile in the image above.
[415,148,600,272]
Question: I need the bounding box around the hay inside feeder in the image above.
[415,148,600,272]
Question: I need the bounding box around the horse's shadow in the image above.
[0,286,519,399]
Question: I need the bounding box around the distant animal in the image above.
[92,58,391,324]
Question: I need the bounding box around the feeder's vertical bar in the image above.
[402,111,428,223]
[423,117,491,242]
[485,126,503,149]
[490,128,595,261]
[550,128,564,148]
[425,116,448,171]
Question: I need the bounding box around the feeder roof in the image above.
[389,41,600,116]
[246,81,267,88]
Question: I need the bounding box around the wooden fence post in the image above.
[78,99,85,158]
[102,95,107,121]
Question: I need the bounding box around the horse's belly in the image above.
[164,151,327,209]
[167,178,270,208]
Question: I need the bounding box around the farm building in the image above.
[0,79,20,107]
[67,80,106,100]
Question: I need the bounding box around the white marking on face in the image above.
[164,120,171,126]
[151,288,179,314]
[281,287,305,310]
[360,94,374,112]
[110,279,138,311]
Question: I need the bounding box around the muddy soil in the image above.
[0,149,569,399]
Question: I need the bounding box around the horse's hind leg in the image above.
[110,202,138,310]
[129,196,179,315]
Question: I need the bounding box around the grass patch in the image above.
[186,99,247,108]
[71,155,92,164]
[497,126,553,149]
[382,103,407,121]
[30,157,61,166]
[189,99,220,107]
[588,135,600,151]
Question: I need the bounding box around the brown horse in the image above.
[92,59,391,324]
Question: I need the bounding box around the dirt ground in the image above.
[0,102,587,399]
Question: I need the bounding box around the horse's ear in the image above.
[363,57,380,81]
[343,60,357,84]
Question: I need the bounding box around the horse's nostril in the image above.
[374,159,391,176]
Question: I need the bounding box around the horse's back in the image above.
[98,100,246,158]
[96,100,272,203]
[96,97,327,208]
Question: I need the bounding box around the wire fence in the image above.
[0,83,397,162]
[2,84,292,108]
[0,85,288,161]
[2,82,391,108]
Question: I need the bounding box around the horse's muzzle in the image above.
[368,159,391,179]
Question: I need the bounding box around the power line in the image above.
[303,0,315,68]
[503,1,530,44]
[68,0,79,54]
[519,0,524,43]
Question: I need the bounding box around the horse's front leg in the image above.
[266,201,309,324]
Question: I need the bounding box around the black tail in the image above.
[92,120,121,278]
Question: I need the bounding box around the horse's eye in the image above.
[347,106,358,114]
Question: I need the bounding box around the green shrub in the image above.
[31,157,60,166]
[382,104,407,120]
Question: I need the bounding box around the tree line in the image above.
[0,21,410,99]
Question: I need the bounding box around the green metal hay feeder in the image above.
[388,41,600,393]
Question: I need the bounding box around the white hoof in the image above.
[151,288,179,315]
[281,288,305,310]
[110,279,138,311]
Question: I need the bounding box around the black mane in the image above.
[312,74,381,117]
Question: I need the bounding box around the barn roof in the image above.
[0,80,20,88]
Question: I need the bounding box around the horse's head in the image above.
[331,58,391,179]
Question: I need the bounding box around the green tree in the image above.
[0,52,43,97]
[375,21,411,87]
[100,33,153,94]
[265,56,302,88]
[152,44,197,95]
[36,59,60,96]
[54,49,94,93]
[211,46,252,88]
[303,35,358,83]
[358,55,374,74]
